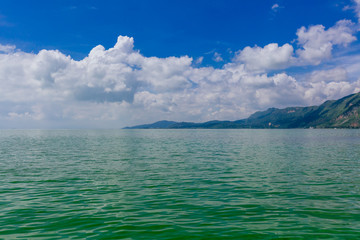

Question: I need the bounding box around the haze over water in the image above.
[1,129,360,239]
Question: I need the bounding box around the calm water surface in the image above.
[0,129,359,239]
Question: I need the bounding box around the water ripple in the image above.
[0,129,360,239]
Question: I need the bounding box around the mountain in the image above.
[124,92,360,129]
[123,120,177,129]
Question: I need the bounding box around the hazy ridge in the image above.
[125,92,360,129]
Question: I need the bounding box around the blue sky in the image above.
[0,0,360,128]
[1,0,357,62]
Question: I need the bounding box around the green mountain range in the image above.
[124,92,360,129]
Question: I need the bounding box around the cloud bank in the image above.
[1,19,360,128]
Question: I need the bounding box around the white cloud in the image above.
[304,80,360,105]
[296,20,357,65]
[0,31,359,128]
[195,56,204,64]
[234,43,294,72]
[233,20,358,72]
[335,54,360,79]
[213,52,223,62]
[272,4,279,10]
[1,0,360,129]
[308,68,348,83]
[0,44,16,53]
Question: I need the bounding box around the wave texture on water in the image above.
[0,129,360,239]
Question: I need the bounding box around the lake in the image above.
[1,129,359,239]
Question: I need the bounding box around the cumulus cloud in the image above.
[308,68,348,83]
[0,28,359,128]
[234,19,358,72]
[234,43,294,72]
[296,20,357,65]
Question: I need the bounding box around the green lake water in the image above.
[0,129,359,239]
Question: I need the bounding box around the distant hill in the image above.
[124,92,360,129]
[123,120,177,129]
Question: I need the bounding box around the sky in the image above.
[1,0,360,128]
